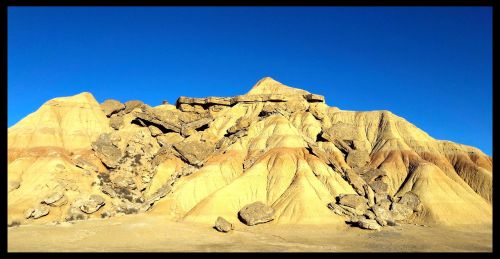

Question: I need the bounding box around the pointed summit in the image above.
[246,77,311,96]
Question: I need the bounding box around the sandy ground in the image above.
[8,214,492,252]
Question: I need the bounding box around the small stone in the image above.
[101,186,117,198]
[214,217,234,232]
[24,208,35,219]
[375,217,387,227]
[32,205,50,219]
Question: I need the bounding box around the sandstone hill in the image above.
[7,77,492,230]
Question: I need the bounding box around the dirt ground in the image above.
[7,214,492,252]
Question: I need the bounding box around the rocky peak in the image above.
[246,77,311,96]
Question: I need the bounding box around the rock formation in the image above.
[7,77,492,231]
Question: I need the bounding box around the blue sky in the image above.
[8,7,492,155]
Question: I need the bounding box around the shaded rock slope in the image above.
[8,77,492,230]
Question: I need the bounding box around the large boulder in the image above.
[173,140,215,166]
[345,170,367,196]
[238,201,275,226]
[134,108,182,133]
[346,150,370,169]
[364,185,375,206]
[80,195,106,214]
[148,125,163,137]
[123,100,144,114]
[42,191,67,207]
[327,202,362,218]
[214,217,234,232]
[109,114,124,130]
[397,191,422,212]
[390,202,413,221]
[357,218,381,230]
[91,133,123,169]
[336,194,369,214]
[101,99,125,117]
[25,205,50,219]
[372,204,396,226]
[369,180,389,194]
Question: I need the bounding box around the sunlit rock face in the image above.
[8,77,492,230]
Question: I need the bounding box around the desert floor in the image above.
[8,214,492,252]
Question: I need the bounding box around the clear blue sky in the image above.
[8,7,492,155]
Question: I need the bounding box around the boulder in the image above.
[390,202,414,221]
[180,117,212,137]
[327,202,359,217]
[359,168,387,183]
[372,205,396,225]
[214,217,234,232]
[357,218,381,230]
[24,208,35,219]
[42,191,65,206]
[112,176,136,189]
[364,210,376,220]
[397,191,422,212]
[346,150,370,169]
[27,205,50,219]
[101,186,117,198]
[364,185,375,206]
[123,100,144,114]
[80,195,106,214]
[134,108,182,133]
[375,217,387,227]
[369,179,389,194]
[145,184,172,206]
[156,133,184,147]
[66,204,89,221]
[101,99,125,117]
[238,201,275,226]
[91,133,123,169]
[74,156,99,173]
[374,193,391,204]
[345,170,367,196]
[148,125,163,137]
[227,117,251,135]
[109,114,124,130]
[304,94,325,103]
[173,140,215,166]
[337,194,369,214]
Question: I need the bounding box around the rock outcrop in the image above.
[7,77,492,230]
